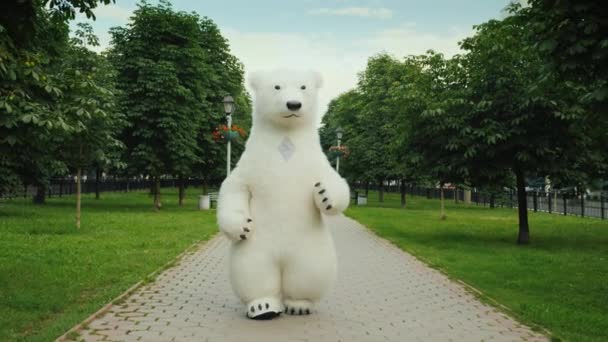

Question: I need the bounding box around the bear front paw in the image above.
[314,181,340,215]
[219,216,254,242]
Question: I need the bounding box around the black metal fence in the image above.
[355,183,607,220]
[3,178,210,200]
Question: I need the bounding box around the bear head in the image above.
[249,69,323,129]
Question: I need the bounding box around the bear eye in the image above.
[301,85,306,90]
[274,85,281,90]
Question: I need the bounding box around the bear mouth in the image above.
[283,114,300,118]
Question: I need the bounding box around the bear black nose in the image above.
[286,101,302,111]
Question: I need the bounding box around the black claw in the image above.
[258,304,262,310]
[247,218,252,222]
[299,309,303,315]
[322,197,328,202]
[250,312,280,320]
[285,306,289,312]
[243,227,250,232]
[240,234,247,240]
[318,189,326,194]
[326,205,333,210]
[314,182,321,187]
[305,309,310,315]
[290,308,295,314]
[265,303,269,309]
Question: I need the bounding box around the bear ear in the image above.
[248,71,262,90]
[312,71,323,89]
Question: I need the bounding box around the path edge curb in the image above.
[54,233,219,342]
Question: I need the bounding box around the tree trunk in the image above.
[76,167,82,229]
[154,177,161,211]
[33,184,46,204]
[440,183,446,220]
[95,168,101,200]
[516,168,529,244]
[378,180,384,203]
[202,178,208,195]
[489,193,495,209]
[454,186,458,204]
[400,179,406,208]
[178,176,185,206]
[365,181,369,197]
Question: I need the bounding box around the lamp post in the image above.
[335,126,343,173]
[223,95,236,176]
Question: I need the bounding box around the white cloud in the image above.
[223,29,364,120]
[223,24,469,117]
[308,7,393,20]
[72,4,134,52]
[356,24,471,58]
[92,4,134,22]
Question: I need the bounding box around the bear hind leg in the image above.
[231,247,283,320]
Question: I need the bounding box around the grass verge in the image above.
[0,188,217,341]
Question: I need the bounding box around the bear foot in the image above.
[283,299,313,316]
[246,297,282,320]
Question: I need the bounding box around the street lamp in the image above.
[223,95,235,176]
[335,126,344,173]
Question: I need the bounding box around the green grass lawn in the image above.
[347,191,608,342]
[0,188,217,342]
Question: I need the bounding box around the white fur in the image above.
[217,69,350,318]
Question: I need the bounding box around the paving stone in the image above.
[69,215,548,342]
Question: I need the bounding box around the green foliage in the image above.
[456,16,580,184]
[324,5,606,242]
[518,0,608,185]
[109,1,250,192]
[46,0,116,20]
[521,0,608,109]
[1,6,71,195]
[193,17,251,183]
[321,54,422,186]
[58,22,124,173]
[1,5,124,199]
[0,0,114,46]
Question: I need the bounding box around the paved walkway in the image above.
[72,216,547,342]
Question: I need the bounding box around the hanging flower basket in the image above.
[328,145,349,159]
[222,130,239,142]
[212,124,247,143]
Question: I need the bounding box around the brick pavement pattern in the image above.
[74,215,548,342]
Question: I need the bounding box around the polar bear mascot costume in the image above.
[217,69,350,320]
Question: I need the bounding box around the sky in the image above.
[75,0,511,114]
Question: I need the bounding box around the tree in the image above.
[320,90,367,188]
[57,23,123,228]
[191,17,251,201]
[447,15,590,243]
[0,6,69,201]
[355,54,404,202]
[109,1,209,210]
[404,52,470,219]
[1,0,118,201]
[519,1,608,185]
